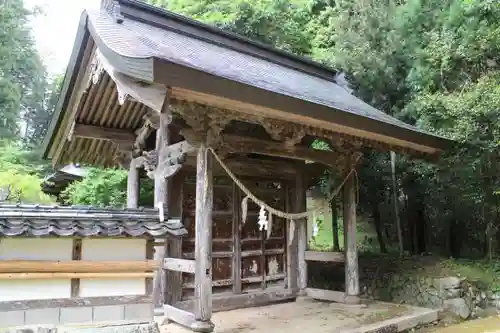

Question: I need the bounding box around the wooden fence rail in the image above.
[0,260,158,273]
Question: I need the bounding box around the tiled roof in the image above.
[0,204,186,237]
[87,9,425,135]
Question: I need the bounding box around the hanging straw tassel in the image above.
[258,206,267,231]
[266,213,273,239]
[241,195,249,225]
[288,219,296,246]
[156,202,164,222]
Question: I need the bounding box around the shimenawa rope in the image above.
[208,147,360,242]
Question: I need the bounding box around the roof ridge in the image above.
[114,0,338,81]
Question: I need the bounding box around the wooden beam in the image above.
[127,159,140,209]
[194,141,214,324]
[296,163,307,294]
[221,134,341,169]
[344,169,360,304]
[153,91,171,311]
[0,260,158,273]
[164,258,195,274]
[286,183,298,292]
[145,240,154,295]
[73,123,135,143]
[70,239,81,298]
[232,182,242,294]
[305,288,345,303]
[166,172,184,306]
[304,251,345,262]
[0,272,154,279]
[164,304,197,330]
[175,288,296,314]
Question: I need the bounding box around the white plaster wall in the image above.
[79,239,147,297]
[0,238,73,301]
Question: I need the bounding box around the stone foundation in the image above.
[0,303,152,328]
[361,273,499,319]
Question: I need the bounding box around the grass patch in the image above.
[441,258,500,290]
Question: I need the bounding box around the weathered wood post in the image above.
[192,141,215,332]
[127,159,139,209]
[343,169,359,304]
[296,164,307,295]
[152,96,171,313]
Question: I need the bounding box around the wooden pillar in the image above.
[232,182,242,294]
[153,95,171,312]
[296,164,308,294]
[165,172,184,306]
[127,160,139,209]
[192,141,214,332]
[286,183,298,292]
[343,171,359,304]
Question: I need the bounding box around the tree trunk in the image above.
[330,196,340,252]
[372,202,387,253]
[390,151,404,255]
[415,201,427,254]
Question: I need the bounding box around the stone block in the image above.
[25,308,60,325]
[0,310,25,327]
[443,298,471,319]
[60,307,93,324]
[124,303,153,321]
[92,305,125,322]
[433,277,462,290]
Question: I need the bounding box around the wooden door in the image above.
[238,179,288,292]
[181,174,235,299]
[180,173,289,300]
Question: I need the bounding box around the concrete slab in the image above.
[160,298,438,333]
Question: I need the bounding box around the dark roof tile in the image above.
[0,204,186,237]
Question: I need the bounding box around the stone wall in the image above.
[308,257,500,320]
[359,270,500,319]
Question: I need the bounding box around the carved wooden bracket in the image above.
[261,120,306,147]
[172,102,231,149]
[135,140,196,180]
[114,148,133,168]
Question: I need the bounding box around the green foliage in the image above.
[25,75,63,146]
[0,0,47,140]
[0,170,54,204]
[149,0,313,55]
[62,168,154,208]
[0,140,54,204]
[443,258,500,291]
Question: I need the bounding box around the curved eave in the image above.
[43,12,91,160]
[87,46,450,157]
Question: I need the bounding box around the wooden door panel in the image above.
[180,172,289,300]
[181,173,235,299]
[238,178,288,292]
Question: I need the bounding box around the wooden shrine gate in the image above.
[181,174,289,299]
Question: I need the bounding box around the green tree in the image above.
[25,75,63,146]
[0,0,47,139]
[62,168,154,208]
[149,0,313,55]
[0,140,54,204]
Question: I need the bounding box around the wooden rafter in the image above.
[218,134,349,171]
[74,123,135,143]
